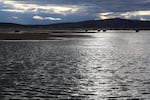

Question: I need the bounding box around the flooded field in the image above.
[0,31,150,100]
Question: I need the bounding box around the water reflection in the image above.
[0,31,150,99]
[0,42,90,99]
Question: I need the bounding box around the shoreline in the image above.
[0,30,149,40]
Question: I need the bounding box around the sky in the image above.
[0,0,150,24]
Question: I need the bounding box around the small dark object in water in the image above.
[98,30,101,32]
[103,30,107,32]
[15,30,20,33]
[85,30,88,32]
[135,30,140,32]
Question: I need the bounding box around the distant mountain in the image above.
[0,18,150,30]
[48,18,150,30]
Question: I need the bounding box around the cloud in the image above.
[12,16,18,19]
[99,12,113,16]
[97,12,120,19]
[98,15,116,20]
[0,0,149,24]
[33,15,62,21]
[120,10,150,19]
[33,16,43,20]
[44,17,62,20]
[0,0,83,15]
[140,17,146,21]
[1,9,25,13]
[97,10,150,20]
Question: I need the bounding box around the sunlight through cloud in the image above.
[98,10,150,20]
[121,10,150,19]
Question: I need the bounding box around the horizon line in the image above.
[0,18,149,25]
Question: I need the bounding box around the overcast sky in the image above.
[0,0,150,24]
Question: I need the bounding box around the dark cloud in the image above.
[31,0,150,12]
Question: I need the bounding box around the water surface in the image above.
[0,31,150,100]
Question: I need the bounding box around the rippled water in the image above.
[0,31,150,100]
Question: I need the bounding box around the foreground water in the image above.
[0,31,150,100]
